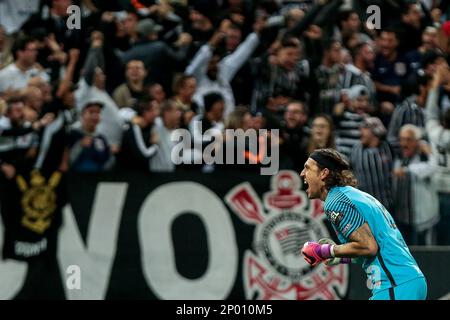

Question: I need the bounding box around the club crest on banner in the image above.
[16,170,61,234]
[225,171,349,300]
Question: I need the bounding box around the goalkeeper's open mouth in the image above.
[303,175,318,199]
[304,178,311,197]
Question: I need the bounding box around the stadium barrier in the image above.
[0,171,448,299]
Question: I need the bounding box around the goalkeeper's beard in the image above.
[306,184,327,201]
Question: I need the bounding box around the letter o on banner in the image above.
[138,182,238,299]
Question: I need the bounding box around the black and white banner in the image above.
[0,171,448,299]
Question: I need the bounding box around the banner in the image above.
[0,169,66,261]
[0,170,448,299]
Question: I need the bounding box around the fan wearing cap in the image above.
[68,102,111,172]
[122,18,192,93]
[334,85,372,159]
[300,148,427,300]
[350,117,394,211]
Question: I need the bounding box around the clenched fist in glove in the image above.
[301,241,334,266]
[302,239,353,266]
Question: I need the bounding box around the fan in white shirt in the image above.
[0,37,49,93]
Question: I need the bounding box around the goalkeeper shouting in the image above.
[300,149,427,300]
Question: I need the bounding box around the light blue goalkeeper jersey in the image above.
[323,186,424,293]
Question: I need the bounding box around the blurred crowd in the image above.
[0,0,450,245]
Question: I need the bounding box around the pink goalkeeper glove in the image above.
[301,241,334,266]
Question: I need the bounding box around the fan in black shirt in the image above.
[116,97,160,171]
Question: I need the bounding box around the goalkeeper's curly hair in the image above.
[314,148,358,190]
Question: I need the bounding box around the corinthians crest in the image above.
[225,171,349,300]
[16,170,61,234]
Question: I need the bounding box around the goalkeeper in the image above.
[300,149,427,300]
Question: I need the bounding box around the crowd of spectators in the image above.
[0,0,450,245]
